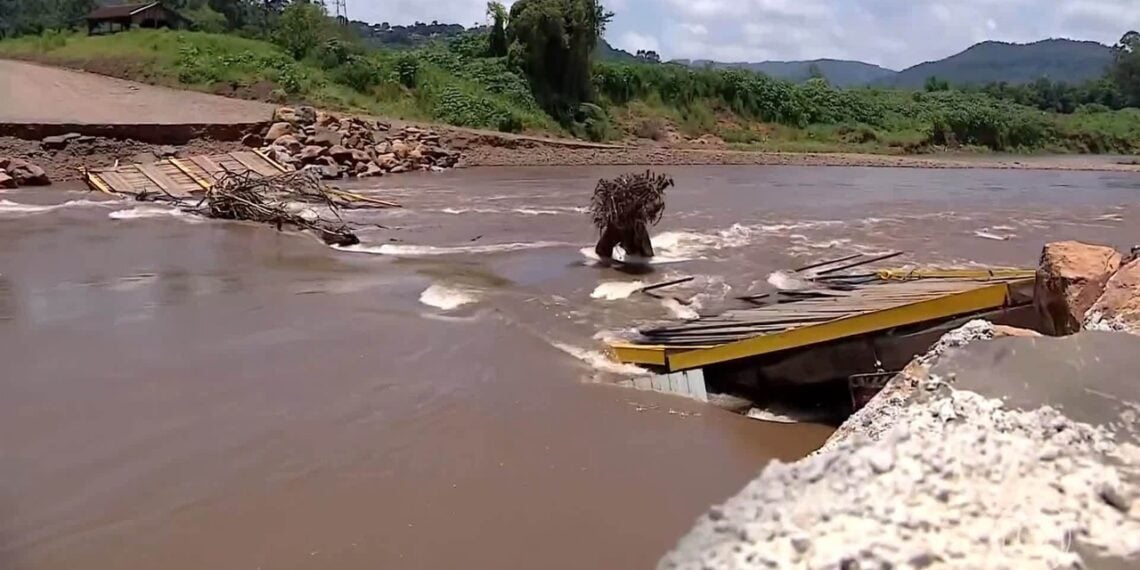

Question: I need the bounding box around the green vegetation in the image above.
[2,0,1140,154]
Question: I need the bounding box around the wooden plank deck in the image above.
[607,273,1034,371]
[84,151,286,198]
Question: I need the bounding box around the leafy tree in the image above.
[486,1,508,57]
[635,49,660,63]
[506,0,612,114]
[924,75,950,92]
[1111,31,1140,105]
[273,0,328,59]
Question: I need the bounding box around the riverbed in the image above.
[3,165,1140,569]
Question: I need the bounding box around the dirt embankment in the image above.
[5,58,1140,176]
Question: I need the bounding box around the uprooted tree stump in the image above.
[589,170,673,262]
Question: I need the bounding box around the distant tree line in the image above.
[918,32,1140,114]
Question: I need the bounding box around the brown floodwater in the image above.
[3,165,1140,570]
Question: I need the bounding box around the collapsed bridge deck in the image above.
[607,268,1036,374]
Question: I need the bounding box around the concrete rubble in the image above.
[661,241,1140,569]
[661,321,1140,569]
[253,106,461,180]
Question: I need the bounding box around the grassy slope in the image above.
[2,29,1138,154]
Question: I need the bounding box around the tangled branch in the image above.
[181,170,362,246]
[589,170,673,232]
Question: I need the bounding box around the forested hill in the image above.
[878,39,1114,88]
[675,59,896,88]
[350,19,637,60]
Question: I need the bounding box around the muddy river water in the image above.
[3,165,1140,570]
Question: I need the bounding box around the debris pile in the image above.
[661,380,1140,569]
[0,156,50,188]
[590,170,673,260]
[251,106,461,179]
[142,170,380,246]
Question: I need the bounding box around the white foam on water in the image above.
[758,220,844,232]
[109,206,201,222]
[439,207,502,214]
[661,297,700,320]
[551,342,648,376]
[973,229,1013,241]
[591,281,646,301]
[1095,213,1124,222]
[0,199,114,215]
[336,240,572,257]
[418,284,477,310]
[767,270,813,292]
[420,311,483,323]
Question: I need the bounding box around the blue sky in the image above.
[350,0,1140,70]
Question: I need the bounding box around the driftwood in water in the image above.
[589,170,673,260]
[138,170,377,246]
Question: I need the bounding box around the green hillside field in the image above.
[2,29,1139,155]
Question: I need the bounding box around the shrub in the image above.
[331,55,380,92]
[394,53,419,88]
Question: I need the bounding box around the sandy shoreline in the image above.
[457,140,1140,173]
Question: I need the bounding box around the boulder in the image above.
[309,126,344,148]
[391,140,410,158]
[41,132,81,150]
[316,111,337,127]
[273,107,299,124]
[328,144,354,164]
[154,145,178,158]
[1035,241,1121,335]
[4,158,50,186]
[273,134,303,153]
[0,170,16,189]
[295,106,317,125]
[374,141,392,155]
[265,121,295,141]
[376,153,399,169]
[358,162,385,178]
[350,149,371,164]
[314,156,338,168]
[1086,259,1140,332]
[0,157,10,170]
[390,163,409,174]
[298,145,327,163]
[241,133,264,148]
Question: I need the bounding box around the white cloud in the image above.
[351,0,1140,69]
[618,31,660,53]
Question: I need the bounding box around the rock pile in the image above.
[0,156,50,188]
[250,106,461,180]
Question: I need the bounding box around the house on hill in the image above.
[86,3,186,35]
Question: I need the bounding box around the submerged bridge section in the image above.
[608,268,1037,374]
